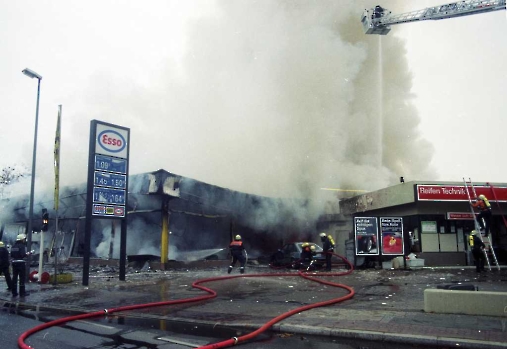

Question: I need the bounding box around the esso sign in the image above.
[97,130,126,154]
[94,122,129,159]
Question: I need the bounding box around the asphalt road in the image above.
[0,303,445,349]
[1,262,507,349]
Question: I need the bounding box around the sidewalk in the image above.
[2,263,507,348]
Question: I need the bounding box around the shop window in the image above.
[420,216,462,252]
[421,220,439,252]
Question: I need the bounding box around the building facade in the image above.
[339,181,507,267]
[0,169,313,264]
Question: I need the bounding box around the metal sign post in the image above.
[83,120,130,286]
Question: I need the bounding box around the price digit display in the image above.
[93,187,126,205]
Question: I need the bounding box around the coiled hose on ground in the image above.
[18,252,354,349]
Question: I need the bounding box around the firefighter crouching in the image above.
[298,242,315,270]
[11,234,31,298]
[320,232,335,272]
[228,234,247,274]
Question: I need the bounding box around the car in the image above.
[270,242,326,268]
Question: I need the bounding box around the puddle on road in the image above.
[99,315,253,340]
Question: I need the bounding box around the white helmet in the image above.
[0,241,4,247]
[16,233,27,241]
[319,232,327,238]
[472,230,480,236]
[235,234,242,241]
[478,194,486,200]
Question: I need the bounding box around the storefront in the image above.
[340,181,507,267]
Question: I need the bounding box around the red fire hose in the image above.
[18,253,354,349]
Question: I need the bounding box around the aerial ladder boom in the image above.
[362,0,506,35]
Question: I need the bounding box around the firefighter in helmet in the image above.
[298,242,313,269]
[319,232,335,271]
[472,194,492,237]
[228,234,247,274]
[469,230,486,273]
[11,234,31,297]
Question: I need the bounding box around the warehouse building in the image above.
[0,169,313,266]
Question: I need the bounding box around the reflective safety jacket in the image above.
[469,235,485,250]
[322,236,334,252]
[327,235,336,247]
[10,241,28,262]
[473,197,491,211]
[229,240,245,257]
[300,246,314,262]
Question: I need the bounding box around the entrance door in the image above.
[449,220,475,252]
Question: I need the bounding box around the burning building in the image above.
[0,169,319,265]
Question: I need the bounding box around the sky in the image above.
[1,0,506,205]
[396,0,507,185]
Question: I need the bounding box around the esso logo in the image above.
[98,130,126,153]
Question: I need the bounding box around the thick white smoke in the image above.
[2,1,436,245]
[94,217,181,259]
[65,0,435,201]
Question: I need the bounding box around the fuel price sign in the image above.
[94,172,127,189]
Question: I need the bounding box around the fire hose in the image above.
[18,253,354,349]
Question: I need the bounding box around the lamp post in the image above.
[22,68,42,278]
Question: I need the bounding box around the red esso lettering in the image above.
[102,135,122,147]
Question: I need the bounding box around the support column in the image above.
[109,220,116,260]
[160,200,169,268]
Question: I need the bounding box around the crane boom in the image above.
[362,0,506,35]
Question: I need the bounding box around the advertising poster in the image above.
[354,217,379,255]
[380,217,404,255]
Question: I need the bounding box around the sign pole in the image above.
[83,121,97,286]
[84,120,130,286]
[120,219,127,281]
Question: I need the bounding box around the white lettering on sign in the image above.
[419,187,441,194]
[441,187,466,195]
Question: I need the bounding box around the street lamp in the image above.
[22,68,42,276]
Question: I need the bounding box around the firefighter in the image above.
[0,241,13,292]
[308,244,318,270]
[11,234,31,297]
[472,194,492,237]
[319,232,335,271]
[299,242,313,269]
[374,5,385,18]
[228,234,246,274]
[469,230,486,273]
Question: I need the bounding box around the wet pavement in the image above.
[2,262,507,348]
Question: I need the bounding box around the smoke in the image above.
[92,216,231,261]
[2,1,437,252]
[64,0,435,201]
[171,1,434,195]
[94,217,181,259]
